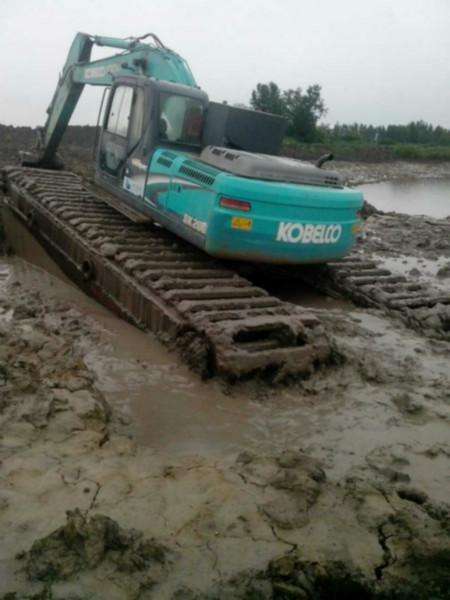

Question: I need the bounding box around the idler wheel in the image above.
[81,259,95,282]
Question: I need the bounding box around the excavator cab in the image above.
[95,77,208,217]
[94,75,363,264]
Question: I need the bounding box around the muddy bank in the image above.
[332,160,450,186]
[363,212,450,260]
[0,256,449,599]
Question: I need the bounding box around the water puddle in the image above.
[265,278,351,310]
[359,178,450,218]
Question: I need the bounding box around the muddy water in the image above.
[6,251,449,498]
[4,253,319,457]
[3,208,449,498]
[1,210,317,455]
[264,278,351,310]
[359,178,450,218]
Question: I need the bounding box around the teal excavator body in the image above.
[28,32,364,265]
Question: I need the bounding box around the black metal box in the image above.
[203,102,287,155]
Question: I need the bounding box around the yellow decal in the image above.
[231,217,253,231]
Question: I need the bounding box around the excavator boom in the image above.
[32,32,196,167]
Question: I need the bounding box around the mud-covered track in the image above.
[2,166,330,379]
[305,255,450,340]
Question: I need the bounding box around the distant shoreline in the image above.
[331,160,450,186]
[1,124,450,189]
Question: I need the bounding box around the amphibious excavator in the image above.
[20,32,364,264]
[12,32,442,380]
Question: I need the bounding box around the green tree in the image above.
[250,82,284,115]
[250,82,326,141]
[281,84,327,141]
[328,120,450,146]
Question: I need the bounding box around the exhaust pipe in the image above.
[316,153,334,169]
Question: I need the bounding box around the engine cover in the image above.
[200,146,343,189]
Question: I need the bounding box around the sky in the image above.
[1,0,449,128]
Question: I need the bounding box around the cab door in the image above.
[98,85,134,184]
[97,84,147,194]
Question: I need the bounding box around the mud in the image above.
[0,252,449,599]
[24,509,170,587]
[363,212,450,260]
[361,211,450,306]
[300,253,450,342]
[332,160,450,186]
[1,134,450,598]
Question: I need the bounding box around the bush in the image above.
[392,144,450,161]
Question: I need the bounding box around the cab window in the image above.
[128,88,145,148]
[106,86,133,137]
[159,93,204,146]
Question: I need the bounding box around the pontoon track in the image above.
[2,166,330,380]
[302,255,450,340]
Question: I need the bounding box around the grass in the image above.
[282,138,450,162]
[392,144,450,161]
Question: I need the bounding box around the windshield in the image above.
[159,93,204,146]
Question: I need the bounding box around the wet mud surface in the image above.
[0,254,449,599]
[362,211,450,298]
[0,140,449,598]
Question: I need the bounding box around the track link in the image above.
[306,254,450,340]
[2,166,330,380]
